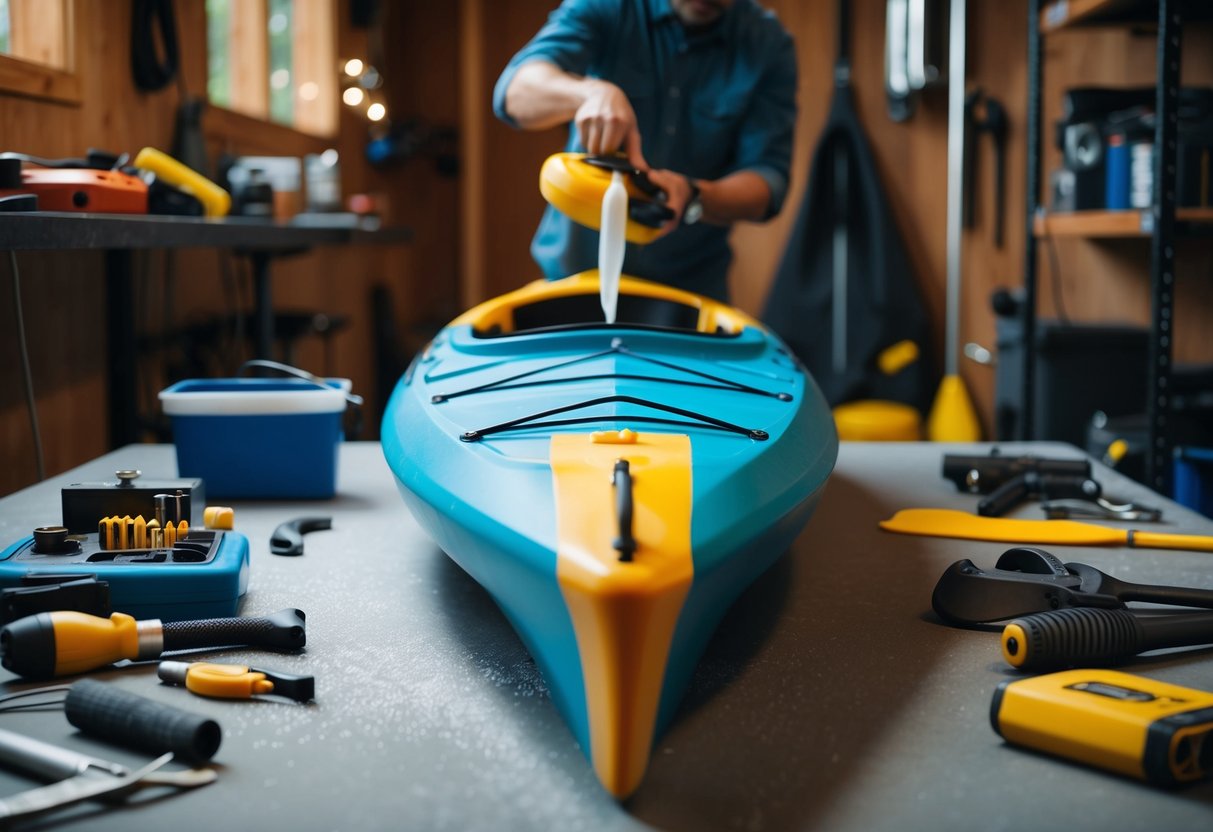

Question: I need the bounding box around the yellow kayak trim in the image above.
[451,272,758,337]
[539,152,664,244]
[551,430,694,798]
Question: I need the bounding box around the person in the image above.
[493,0,797,303]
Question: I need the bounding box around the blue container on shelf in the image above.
[159,377,351,499]
[1174,447,1213,520]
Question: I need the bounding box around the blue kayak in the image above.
[381,273,837,797]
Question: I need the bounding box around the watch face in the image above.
[683,197,703,225]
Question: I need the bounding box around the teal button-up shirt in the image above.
[493,0,797,302]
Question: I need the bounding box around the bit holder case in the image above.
[0,529,249,621]
[61,472,204,534]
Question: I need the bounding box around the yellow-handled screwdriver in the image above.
[158,661,315,702]
[0,608,307,679]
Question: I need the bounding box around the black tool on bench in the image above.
[1002,607,1213,672]
[0,608,307,679]
[932,547,1213,626]
[942,449,1160,520]
[270,517,333,556]
[0,679,218,824]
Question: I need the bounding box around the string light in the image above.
[340,58,388,125]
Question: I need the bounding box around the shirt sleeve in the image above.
[492,0,613,129]
[732,32,798,219]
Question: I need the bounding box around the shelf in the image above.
[0,212,411,252]
[1040,0,1152,32]
[1033,208,1213,237]
[1041,0,1213,32]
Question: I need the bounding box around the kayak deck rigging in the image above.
[430,338,793,404]
[458,393,773,442]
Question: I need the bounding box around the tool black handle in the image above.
[65,679,221,765]
[162,608,306,653]
[1121,583,1213,610]
[1002,607,1213,671]
[978,474,1031,516]
[1036,473,1101,502]
[943,454,1091,493]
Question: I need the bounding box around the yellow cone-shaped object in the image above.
[927,374,981,441]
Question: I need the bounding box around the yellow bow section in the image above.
[551,430,694,798]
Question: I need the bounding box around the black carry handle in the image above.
[162,608,306,653]
[612,460,637,563]
[65,679,221,766]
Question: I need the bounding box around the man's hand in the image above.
[643,169,694,236]
[575,80,647,169]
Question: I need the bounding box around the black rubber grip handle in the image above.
[1003,607,1213,671]
[65,679,221,765]
[978,474,1031,516]
[162,608,306,653]
[270,517,332,556]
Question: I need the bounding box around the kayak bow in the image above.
[381,273,837,796]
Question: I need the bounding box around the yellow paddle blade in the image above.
[881,509,1213,552]
[879,508,1128,546]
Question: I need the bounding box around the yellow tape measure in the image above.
[992,669,1213,786]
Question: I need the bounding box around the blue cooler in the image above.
[160,378,350,499]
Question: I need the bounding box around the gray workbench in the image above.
[0,441,1211,830]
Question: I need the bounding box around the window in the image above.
[206,0,337,136]
[0,0,70,68]
[0,0,78,103]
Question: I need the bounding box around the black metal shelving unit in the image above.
[1023,0,1200,495]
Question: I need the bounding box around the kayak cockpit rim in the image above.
[450,273,760,339]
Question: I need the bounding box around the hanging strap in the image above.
[131,0,180,92]
[835,0,851,86]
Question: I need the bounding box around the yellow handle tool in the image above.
[0,609,308,679]
[879,508,1213,552]
[132,147,232,217]
[158,661,315,702]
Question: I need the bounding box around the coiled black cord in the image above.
[131,0,180,92]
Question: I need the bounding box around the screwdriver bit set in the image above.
[0,471,248,621]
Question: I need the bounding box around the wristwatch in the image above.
[682,177,703,225]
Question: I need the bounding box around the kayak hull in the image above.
[382,274,837,796]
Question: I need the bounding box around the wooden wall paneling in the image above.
[460,0,487,306]
[469,0,567,304]
[373,0,462,332]
[1,252,108,490]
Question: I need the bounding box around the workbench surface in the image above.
[0,441,1211,830]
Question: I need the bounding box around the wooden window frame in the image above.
[207,0,338,140]
[0,0,81,105]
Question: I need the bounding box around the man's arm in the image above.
[504,61,646,166]
[643,169,771,232]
